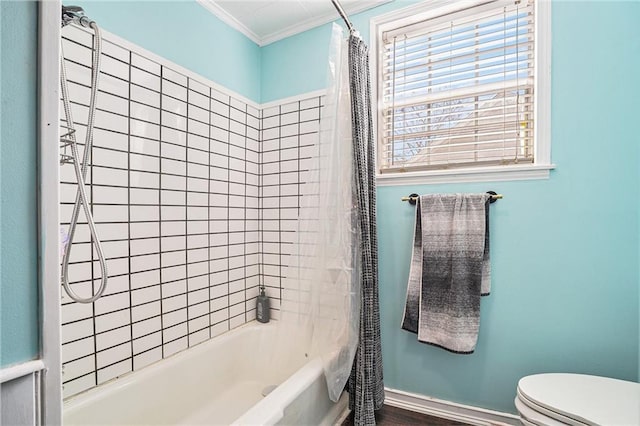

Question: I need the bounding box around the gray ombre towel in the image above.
[401,193,491,353]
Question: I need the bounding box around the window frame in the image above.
[370,0,553,186]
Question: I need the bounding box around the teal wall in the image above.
[262,0,640,414]
[261,1,421,103]
[75,1,261,102]
[0,0,40,367]
[261,23,332,103]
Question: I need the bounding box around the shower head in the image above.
[62,5,95,28]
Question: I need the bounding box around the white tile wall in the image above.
[60,26,322,398]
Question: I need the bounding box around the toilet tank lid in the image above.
[517,373,640,426]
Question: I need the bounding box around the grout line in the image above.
[89,29,99,389]
[127,50,135,374]
[243,104,248,325]
[208,86,213,339]
[158,65,165,359]
[185,78,191,345]
[226,95,231,332]
[278,104,283,303]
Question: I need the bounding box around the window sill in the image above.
[376,164,556,186]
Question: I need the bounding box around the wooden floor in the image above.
[341,405,471,425]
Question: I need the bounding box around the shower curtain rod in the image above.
[331,0,355,32]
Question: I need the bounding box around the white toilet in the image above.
[515,373,640,425]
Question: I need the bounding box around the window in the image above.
[373,0,552,183]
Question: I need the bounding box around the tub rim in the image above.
[64,321,274,414]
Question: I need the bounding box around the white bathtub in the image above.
[63,322,347,425]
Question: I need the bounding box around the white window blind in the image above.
[379,0,536,173]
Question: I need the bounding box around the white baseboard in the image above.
[384,387,521,426]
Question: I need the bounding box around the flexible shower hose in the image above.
[60,22,109,303]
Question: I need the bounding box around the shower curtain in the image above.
[346,31,384,425]
[276,24,383,425]
[277,23,360,402]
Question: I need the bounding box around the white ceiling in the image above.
[197,0,391,46]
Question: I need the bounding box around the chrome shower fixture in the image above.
[60,5,109,303]
[61,5,95,28]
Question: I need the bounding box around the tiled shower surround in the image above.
[60,26,322,398]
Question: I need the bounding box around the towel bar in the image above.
[401,192,503,205]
